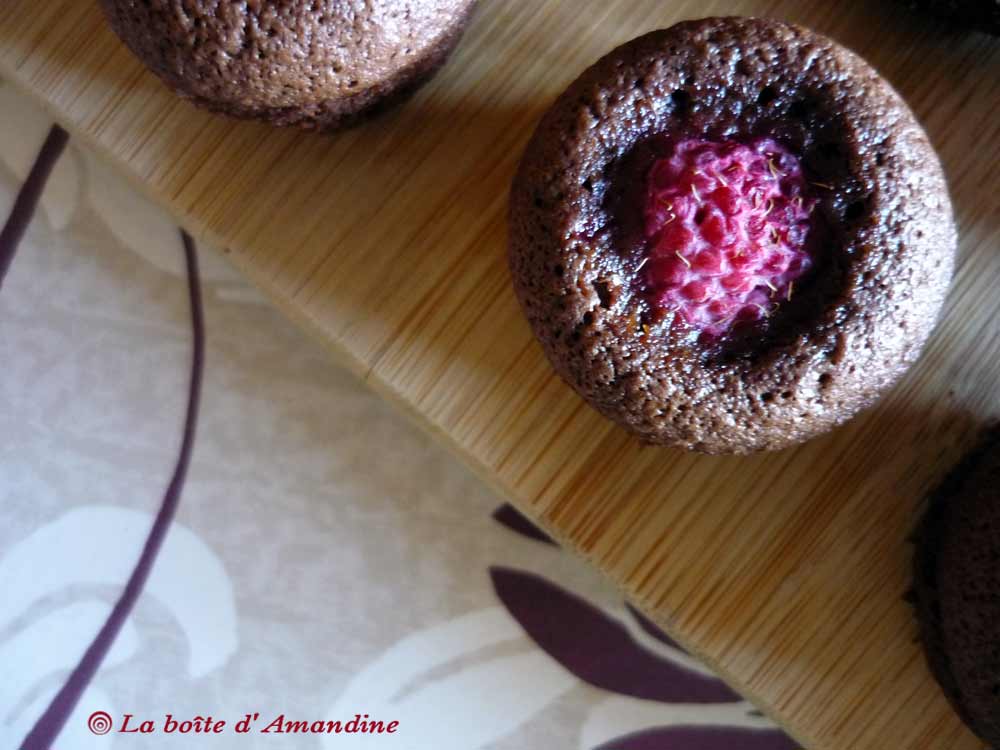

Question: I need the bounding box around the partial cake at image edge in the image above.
[912,427,1000,748]
[98,0,478,130]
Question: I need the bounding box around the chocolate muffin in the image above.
[903,0,1000,34]
[508,17,955,454]
[99,0,477,130]
[912,427,1000,747]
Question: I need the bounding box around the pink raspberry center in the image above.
[642,138,816,338]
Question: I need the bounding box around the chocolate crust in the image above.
[99,0,477,131]
[508,17,956,454]
[912,427,1000,747]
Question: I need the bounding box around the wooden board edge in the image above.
[0,56,817,749]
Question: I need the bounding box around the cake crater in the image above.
[508,17,956,453]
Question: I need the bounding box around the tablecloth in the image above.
[0,80,796,750]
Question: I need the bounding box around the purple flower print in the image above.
[492,503,557,545]
[595,726,801,750]
[490,567,740,703]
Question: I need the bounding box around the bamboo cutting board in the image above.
[3,1,999,747]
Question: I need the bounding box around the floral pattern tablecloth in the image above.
[0,80,797,750]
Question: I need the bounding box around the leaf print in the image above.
[0,603,136,747]
[1,684,118,750]
[595,725,801,750]
[0,602,137,731]
[0,84,80,232]
[0,506,237,678]
[491,567,739,703]
[492,503,557,545]
[582,696,791,750]
[82,150,248,287]
[626,603,682,651]
[324,607,577,749]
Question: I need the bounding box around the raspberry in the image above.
[642,138,816,338]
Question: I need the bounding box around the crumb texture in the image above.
[99,0,477,129]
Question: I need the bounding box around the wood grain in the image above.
[2,1,998,747]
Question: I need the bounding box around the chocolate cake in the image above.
[99,0,478,130]
[912,427,1000,747]
[904,0,1000,34]
[508,17,956,454]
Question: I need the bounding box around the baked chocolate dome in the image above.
[508,16,955,454]
[99,0,477,130]
[912,427,1000,747]
[904,0,1000,34]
